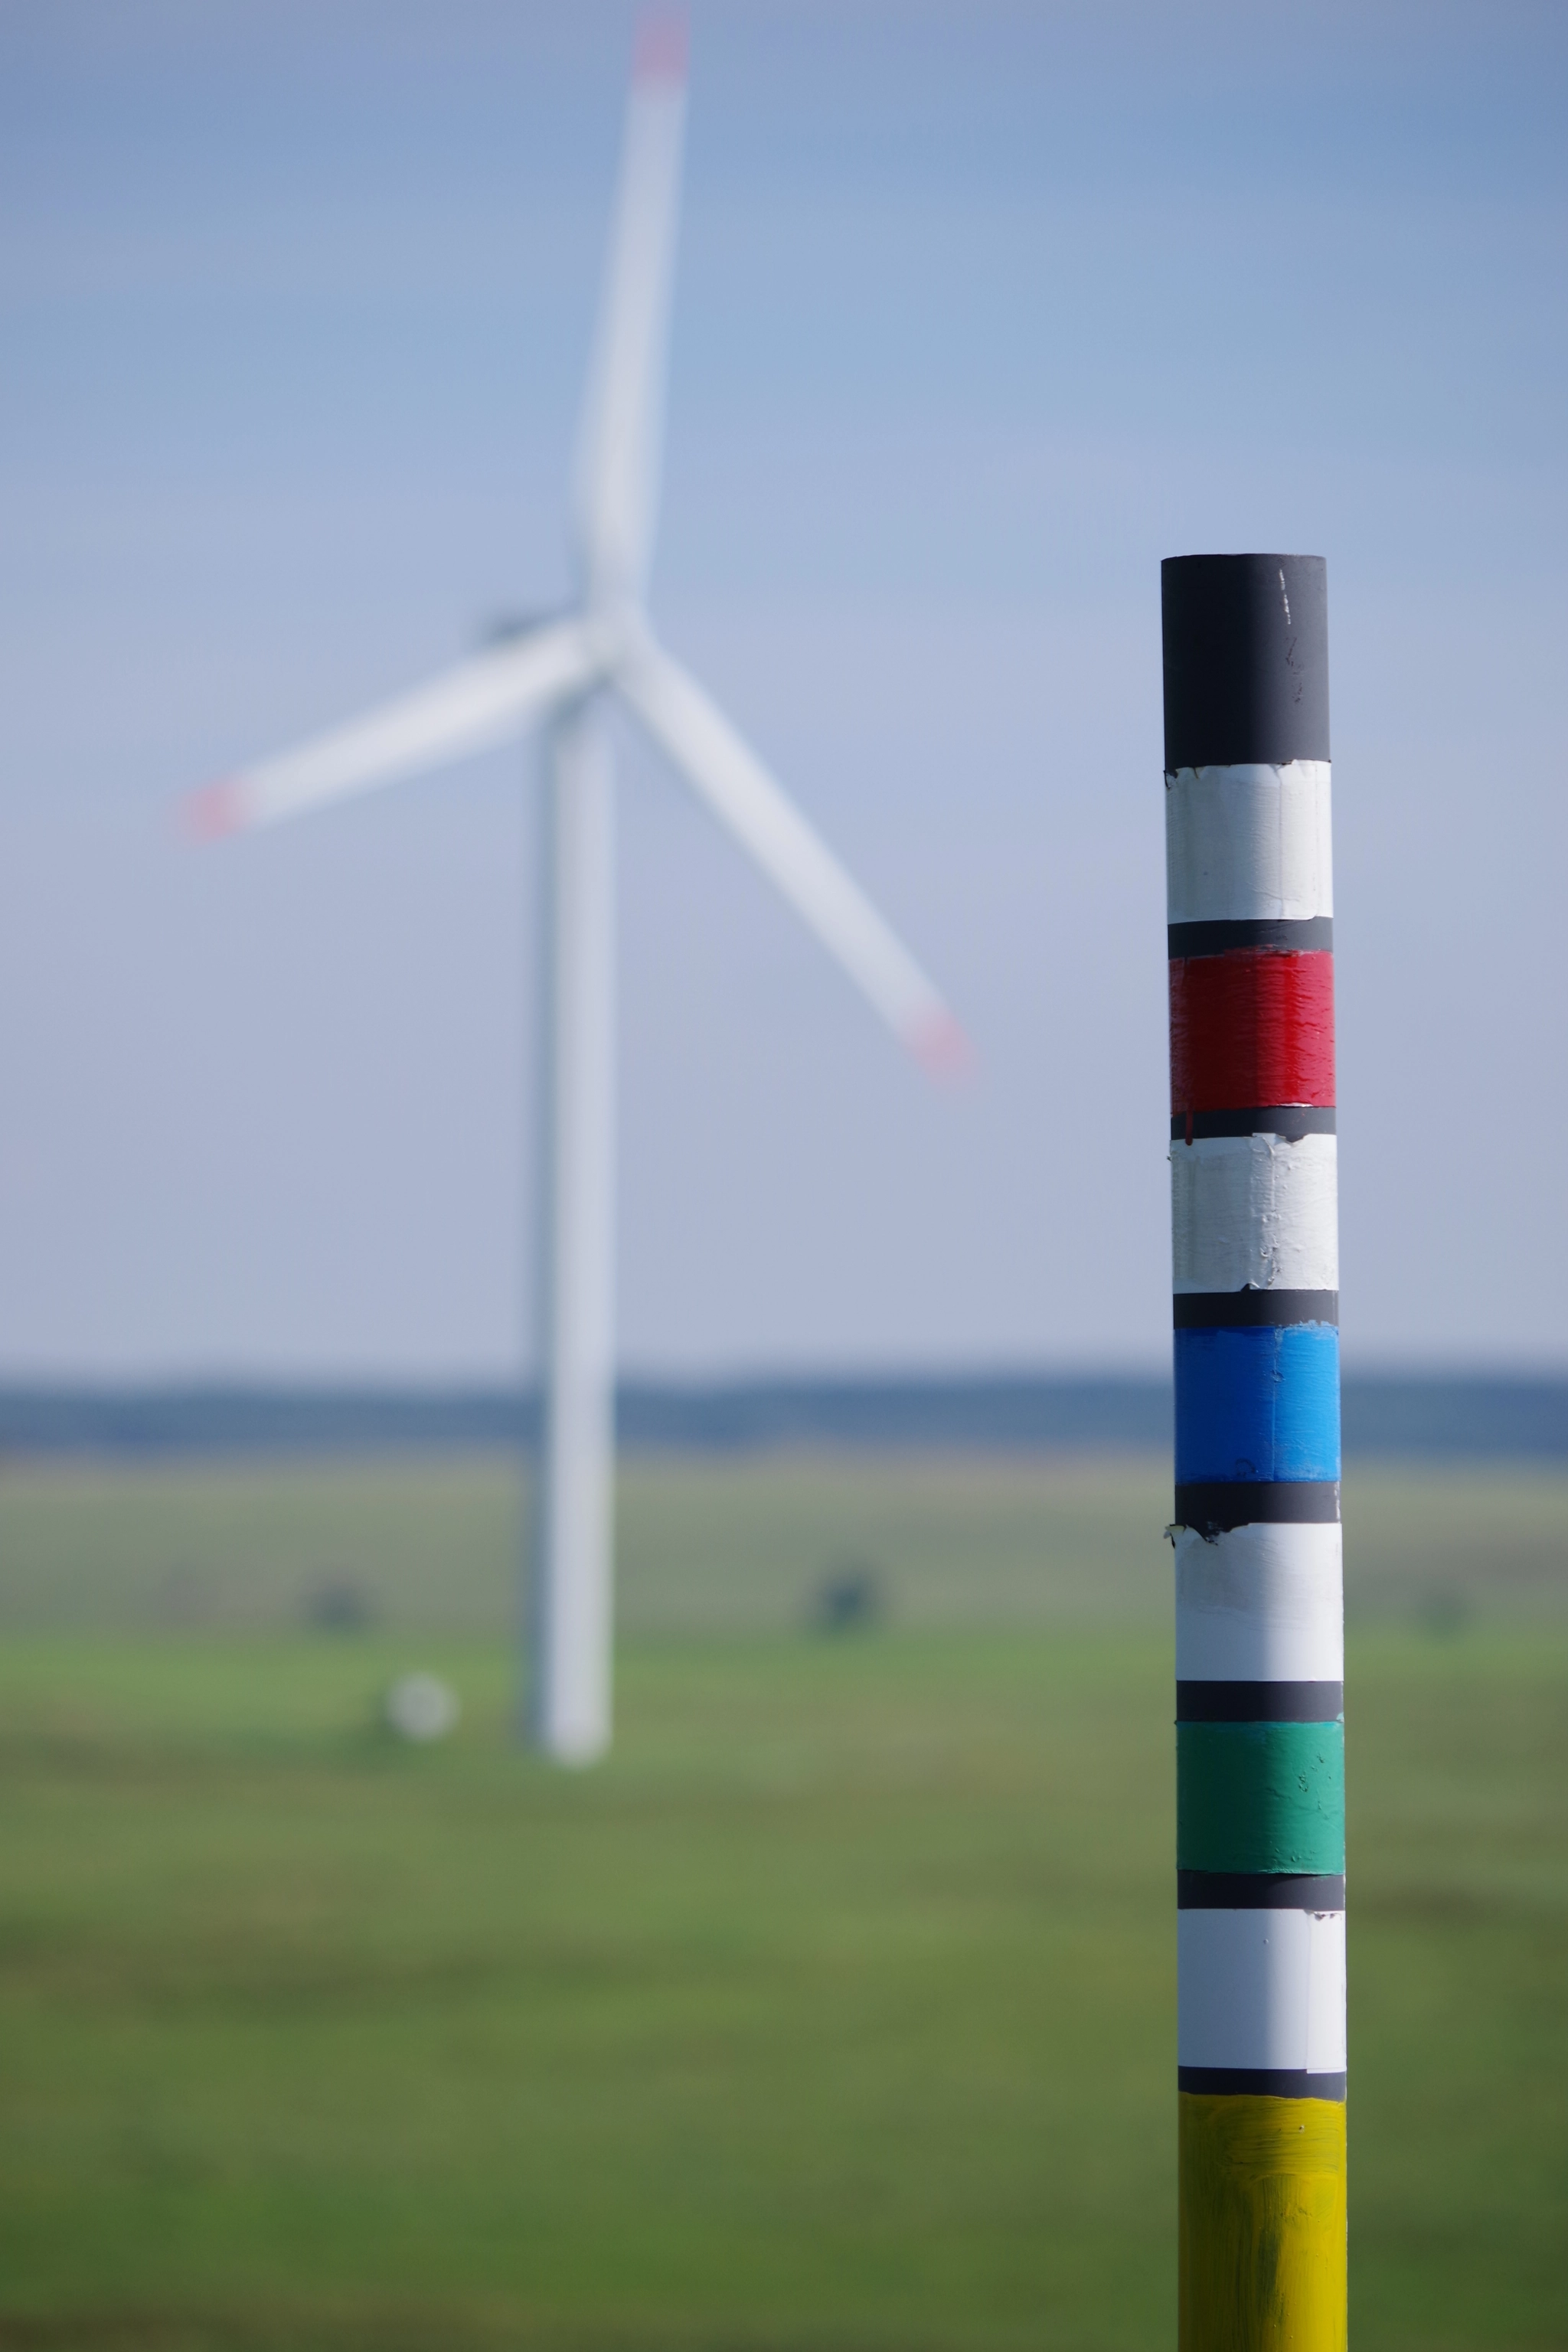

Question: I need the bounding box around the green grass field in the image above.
[0,1452,1563,2350]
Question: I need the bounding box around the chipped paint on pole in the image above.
[1163,554,1347,2352]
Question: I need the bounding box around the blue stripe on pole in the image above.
[1174,1325,1341,1486]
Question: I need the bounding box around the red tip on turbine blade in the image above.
[634,7,688,84]
[910,1010,974,1081]
[182,778,248,841]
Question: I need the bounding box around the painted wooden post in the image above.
[1162,554,1346,2351]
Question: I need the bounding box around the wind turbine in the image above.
[190,15,962,1764]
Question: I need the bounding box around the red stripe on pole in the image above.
[1170,951,1335,1114]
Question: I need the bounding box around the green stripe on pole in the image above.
[1177,1721,1345,1876]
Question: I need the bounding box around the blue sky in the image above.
[1,2,1564,1377]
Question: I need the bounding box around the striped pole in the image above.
[1163,555,1346,2352]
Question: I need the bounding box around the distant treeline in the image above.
[1,1374,1566,1461]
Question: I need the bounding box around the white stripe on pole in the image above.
[1165,760,1334,924]
[1178,1909,1347,2073]
[1174,1524,1344,1684]
[1171,1135,1339,1294]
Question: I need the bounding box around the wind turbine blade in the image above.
[187,618,603,836]
[617,639,965,1069]
[574,13,688,606]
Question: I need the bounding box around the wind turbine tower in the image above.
[192,15,961,1763]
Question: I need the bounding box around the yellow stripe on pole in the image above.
[1178,2092,1347,2352]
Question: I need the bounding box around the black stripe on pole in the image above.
[1161,555,1330,771]
[1174,1292,1338,1331]
[1177,1681,1344,1723]
[1171,1109,1338,1142]
[1174,1481,1341,1534]
[1177,1870,1345,1909]
[1168,917,1334,959]
[1178,2066,1347,2102]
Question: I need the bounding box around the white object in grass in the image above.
[384,1672,460,1744]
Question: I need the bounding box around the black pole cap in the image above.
[1161,554,1328,771]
